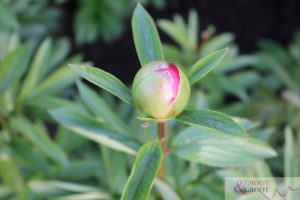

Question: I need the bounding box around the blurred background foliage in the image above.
[0,0,300,199]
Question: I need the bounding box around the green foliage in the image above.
[0,2,290,200]
[67,4,276,199]
[188,48,229,85]
[0,45,30,95]
[50,105,139,155]
[12,117,68,166]
[250,31,300,131]
[158,11,259,107]
[0,34,84,199]
[74,0,167,45]
[0,0,61,46]
[70,64,132,104]
[121,141,162,200]
[173,126,276,167]
[74,0,131,45]
[132,3,164,66]
[176,109,247,136]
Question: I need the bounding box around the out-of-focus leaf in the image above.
[55,127,87,153]
[261,57,298,93]
[229,70,260,89]
[173,126,277,167]
[55,159,103,180]
[250,127,274,142]
[216,55,257,73]
[27,55,81,99]
[11,117,69,166]
[101,146,127,195]
[284,127,299,177]
[259,40,291,66]
[45,38,71,75]
[0,152,23,192]
[0,32,15,59]
[11,138,50,175]
[215,75,249,101]
[185,183,223,200]
[154,179,181,200]
[188,48,229,85]
[29,180,110,199]
[0,0,19,30]
[0,45,30,95]
[19,38,52,100]
[52,192,111,200]
[0,185,12,199]
[27,66,77,100]
[187,10,198,51]
[120,141,162,200]
[69,64,132,104]
[232,117,260,131]
[132,3,164,66]
[27,96,75,110]
[158,20,187,49]
[176,109,247,136]
[77,81,130,134]
[200,33,234,56]
[50,107,139,155]
[162,43,182,63]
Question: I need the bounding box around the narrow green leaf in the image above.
[44,38,71,75]
[52,192,111,200]
[284,127,300,177]
[132,3,164,65]
[28,55,81,99]
[121,141,162,200]
[77,81,130,134]
[0,45,30,95]
[27,66,77,100]
[176,109,247,136]
[187,10,198,51]
[200,33,234,56]
[50,107,139,155]
[29,180,111,199]
[0,0,19,30]
[69,64,132,104]
[172,126,277,167]
[154,179,181,200]
[29,180,100,194]
[158,20,187,49]
[216,55,258,73]
[188,48,229,85]
[232,117,260,131]
[0,152,24,192]
[11,138,50,175]
[11,117,69,166]
[55,159,103,180]
[55,127,87,153]
[27,96,75,110]
[19,38,52,100]
[101,146,127,195]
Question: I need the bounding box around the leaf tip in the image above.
[223,47,230,54]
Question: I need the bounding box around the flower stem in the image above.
[157,121,168,179]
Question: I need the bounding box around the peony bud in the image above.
[132,61,190,121]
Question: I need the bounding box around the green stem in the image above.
[157,121,168,179]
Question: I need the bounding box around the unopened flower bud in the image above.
[132,61,190,121]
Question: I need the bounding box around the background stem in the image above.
[157,122,168,179]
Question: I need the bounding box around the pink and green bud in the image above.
[132,61,190,121]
